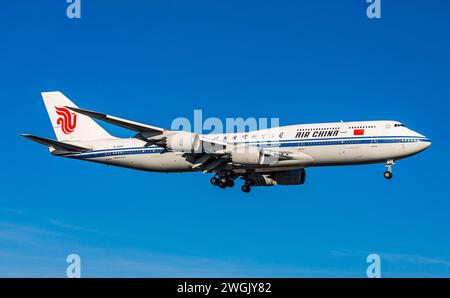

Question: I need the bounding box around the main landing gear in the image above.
[211,171,254,193]
[241,184,251,193]
[384,160,395,180]
[240,179,255,193]
[210,171,235,189]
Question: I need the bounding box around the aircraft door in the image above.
[340,121,349,134]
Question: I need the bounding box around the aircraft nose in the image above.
[410,129,431,153]
[418,136,431,151]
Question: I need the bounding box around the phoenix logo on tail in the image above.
[55,107,77,134]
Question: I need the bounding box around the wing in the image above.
[66,106,231,150]
[65,106,165,135]
[259,147,311,161]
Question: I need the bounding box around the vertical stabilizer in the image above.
[41,91,113,141]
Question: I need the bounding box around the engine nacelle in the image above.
[271,169,306,185]
[251,169,306,187]
[231,150,265,165]
[166,132,201,153]
[253,174,277,186]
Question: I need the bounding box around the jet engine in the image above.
[165,132,202,153]
[248,169,306,187]
[231,150,265,165]
[253,174,277,186]
[271,169,306,185]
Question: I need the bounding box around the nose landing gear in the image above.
[384,171,393,179]
[384,160,395,180]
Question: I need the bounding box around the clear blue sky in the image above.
[0,1,449,277]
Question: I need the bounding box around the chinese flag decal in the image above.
[353,129,365,135]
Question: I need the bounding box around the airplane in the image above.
[22,91,431,193]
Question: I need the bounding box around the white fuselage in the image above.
[59,120,431,173]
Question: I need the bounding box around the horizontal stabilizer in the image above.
[21,134,91,152]
[65,106,165,134]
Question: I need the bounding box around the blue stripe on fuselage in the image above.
[64,135,430,160]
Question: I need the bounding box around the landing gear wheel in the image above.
[226,179,235,188]
[384,160,395,180]
[210,177,219,186]
[219,182,227,188]
[241,184,251,193]
[384,171,393,180]
[220,177,228,185]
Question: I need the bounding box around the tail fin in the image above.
[41,91,113,141]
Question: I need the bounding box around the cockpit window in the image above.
[394,123,405,127]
